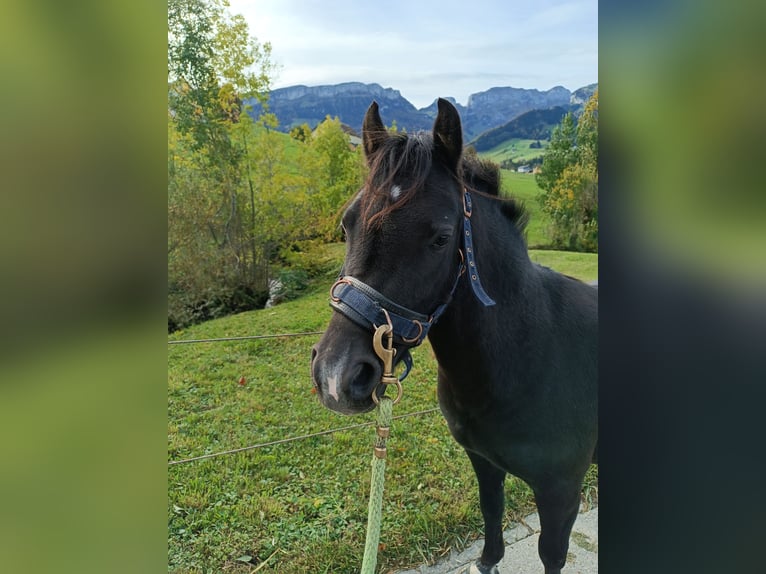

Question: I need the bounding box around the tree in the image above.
[304,116,365,241]
[535,112,578,194]
[167,2,369,328]
[289,123,312,142]
[168,0,274,151]
[168,0,276,328]
[576,90,598,173]
[544,163,598,251]
[536,91,598,251]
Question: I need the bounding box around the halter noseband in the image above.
[328,190,495,381]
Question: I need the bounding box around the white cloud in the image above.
[227,0,597,108]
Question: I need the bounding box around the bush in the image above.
[168,283,269,333]
[279,240,340,280]
[274,268,310,302]
[543,163,598,251]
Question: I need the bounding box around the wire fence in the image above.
[168,407,440,466]
[168,328,440,467]
[168,331,325,345]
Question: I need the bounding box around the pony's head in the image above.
[310,99,471,414]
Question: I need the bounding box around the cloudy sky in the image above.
[227,0,597,109]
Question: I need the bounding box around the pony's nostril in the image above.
[349,361,377,401]
[311,346,318,364]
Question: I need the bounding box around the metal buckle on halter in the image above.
[330,277,352,303]
[371,311,403,405]
[400,320,423,344]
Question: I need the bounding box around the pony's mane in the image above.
[462,154,529,232]
[360,132,528,233]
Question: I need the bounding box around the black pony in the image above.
[311,99,597,574]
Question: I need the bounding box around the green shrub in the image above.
[279,240,341,279]
[168,283,269,333]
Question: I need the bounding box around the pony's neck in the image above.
[462,189,534,304]
[428,191,538,364]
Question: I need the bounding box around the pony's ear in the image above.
[433,98,463,171]
[362,101,388,162]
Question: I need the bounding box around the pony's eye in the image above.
[433,234,451,248]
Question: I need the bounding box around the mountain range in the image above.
[247,82,597,143]
[471,106,574,152]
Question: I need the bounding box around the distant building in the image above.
[517,165,532,173]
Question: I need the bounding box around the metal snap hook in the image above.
[371,322,403,405]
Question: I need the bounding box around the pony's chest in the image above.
[438,384,508,450]
[442,411,481,451]
[438,390,537,480]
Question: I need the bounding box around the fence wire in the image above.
[168,331,325,345]
[169,329,439,466]
[168,407,440,466]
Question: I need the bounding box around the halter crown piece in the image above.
[329,190,495,381]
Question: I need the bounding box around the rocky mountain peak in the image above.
[247,81,596,141]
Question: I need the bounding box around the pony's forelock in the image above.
[360,131,434,228]
[360,133,527,234]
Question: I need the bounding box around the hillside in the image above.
[247,82,596,140]
[570,82,598,105]
[461,85,571,140]
[471,106,575,151]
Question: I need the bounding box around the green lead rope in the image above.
[360,395,393,574]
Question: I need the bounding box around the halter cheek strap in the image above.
[328,190,495,382]
[462,190,496,306]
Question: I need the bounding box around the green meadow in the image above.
[168,242,597,573]
[500,169,547,249]
[479,138,548,165]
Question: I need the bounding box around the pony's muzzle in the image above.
[311,342,383,414]
[347,360,380,401]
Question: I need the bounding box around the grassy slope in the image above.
[499,168,548,249]
[479,138,548,165]
[168,241,597,573]
[168,287,501,574]
[528,250,598,282]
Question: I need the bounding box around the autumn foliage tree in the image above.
[168,1,364,329]
[168,0,277,329]
[536,90,598,251]
[306,116,365,241]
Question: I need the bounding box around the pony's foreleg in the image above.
[466,451,506,572]
[533,482,582,574]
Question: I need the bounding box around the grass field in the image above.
[169,296,500,573]
[168,242,597,573]
[479,138,548,165]
[499,169,549,248]
[529,250,598,282]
